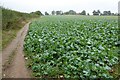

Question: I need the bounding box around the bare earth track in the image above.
[2,22,31,78]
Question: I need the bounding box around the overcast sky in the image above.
[0,0,119,14]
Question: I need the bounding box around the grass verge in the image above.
[2,29,19,49]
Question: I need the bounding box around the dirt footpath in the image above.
[2,22,31,78]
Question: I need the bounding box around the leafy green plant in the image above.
[24,16,119,78]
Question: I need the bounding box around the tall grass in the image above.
[1,7,42,49]
[2,7,41,30]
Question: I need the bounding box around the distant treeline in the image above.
[45,10,119,16]
[1,7,43,30]
[1,7,119,30]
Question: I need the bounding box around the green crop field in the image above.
[24,15,119,78]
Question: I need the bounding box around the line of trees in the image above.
[44,10,119,16]
[92,10,118,16]
[50,10,86,15]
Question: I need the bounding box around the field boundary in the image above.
[2,22,31,78]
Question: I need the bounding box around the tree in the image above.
[108,11,111,15]
[118,13,120,16]
[31,11,43,16]
[56,11,62,15]
[68,10,76,15]
[87,13,90,16]
[97,10,101,14]
[52,10,55,15]
[45,12,49,15]
[63,12,69,15]
[111,13,115,16]
[93,10,99,15]
[103,11,111,15]
[80,10,86,15]
[103,11,107,15]
[63,10,76,15]
[100,13,103,16]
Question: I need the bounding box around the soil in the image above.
[2,22,31,78]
